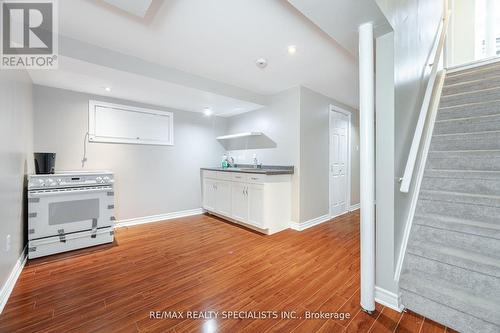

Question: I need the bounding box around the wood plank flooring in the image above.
[0,211,455,333]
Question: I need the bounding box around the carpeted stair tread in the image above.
[434,113,500,135]
[400,268,500,326]
[413,213,500,239]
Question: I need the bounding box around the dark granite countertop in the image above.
[201,164,294,175]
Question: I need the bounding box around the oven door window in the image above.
[49,199,100,225]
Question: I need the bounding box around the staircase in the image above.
[400,61,500,333]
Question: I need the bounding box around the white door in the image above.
[203,178,217,212]
[215,180,232,216]
[330,110,349,217]
[247,184,265,228]
[231,182,248,222]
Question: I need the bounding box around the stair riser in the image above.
[413,215,500,240]
[402,254,500,300]
[430,132,500,151]
[417,199,500,225]
[437,102,500,121]
[426,151,500,171]
[401,290,500,333]
[446,64,500,86]
[411,224,500,258]
[440,88,500,108]
[443,76,500,96]
[420,176,500,196]
[434,115,500,135]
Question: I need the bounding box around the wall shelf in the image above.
[216,132,262,140]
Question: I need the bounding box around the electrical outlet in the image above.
[5,234,11,252]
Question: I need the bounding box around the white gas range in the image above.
[27,171,115,259]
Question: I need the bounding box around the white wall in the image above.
[375,0,444,295]
[450,0,476,66]
[299,87,359,223]
[375,31,398,294]
[33,85,227,221]
[225,86,360,224]
[0,71,33,293]
[225,87,301,222]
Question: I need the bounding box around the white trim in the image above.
[349,203,360,211]
[394,71,446,282]
[115,208,203,228]
[0,246,27,314]
[446,56,500,73]
[290,214,331,231]
[375,286,403,312]
[329,104,352,219]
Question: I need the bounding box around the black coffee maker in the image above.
[34,153,56,174]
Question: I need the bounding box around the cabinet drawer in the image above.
[247,174,266,183]
[203,170,218,179]
[217,172,233,181]
[231,173,247,182]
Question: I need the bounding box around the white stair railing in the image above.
[399,12,450,193]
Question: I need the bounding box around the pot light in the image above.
[104,87,111,92]
[287,45,297,55]
[203,107,213,116]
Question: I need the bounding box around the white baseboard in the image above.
[290,214,331,231]
[375,286,403,313]
[115,208,204,228]
[0,246,27,314]
[349,203,360,211]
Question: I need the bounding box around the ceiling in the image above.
[31,0,364,115]
[288,0,390,56]
[28,56,263,117]
[102,0,153,18]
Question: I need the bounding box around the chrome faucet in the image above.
[252,154,259,168]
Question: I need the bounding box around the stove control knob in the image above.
[96,177,104,184]
[103,176,110,183]
[38,179,46,187]
[47,178,54,186]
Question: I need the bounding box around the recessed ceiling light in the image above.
[203,107,213,116]
[287,45,297,54]
[104,87,112,92]
[256,58,268,69]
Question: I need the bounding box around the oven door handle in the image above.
[28,187,113,197]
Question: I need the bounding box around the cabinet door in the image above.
[203,178,217,212]
[215,180,232,216]
[231,182,248,223]
[247,184,265,228]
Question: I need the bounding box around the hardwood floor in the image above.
[0,211,455,333]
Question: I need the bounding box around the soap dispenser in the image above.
[221,153,229,169]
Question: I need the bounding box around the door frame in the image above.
[329,104,352,219]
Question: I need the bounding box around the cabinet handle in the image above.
[245,187,248,196]
[251,177,258,180]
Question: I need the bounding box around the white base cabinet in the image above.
[202,170,291,234]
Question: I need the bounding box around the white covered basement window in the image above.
[88,100,174,146]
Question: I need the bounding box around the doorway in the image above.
[329,105,351,218]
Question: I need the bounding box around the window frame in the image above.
[88,100,174,146]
